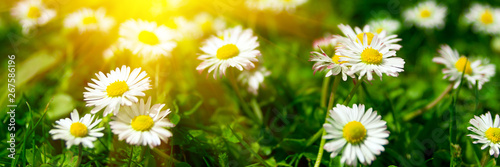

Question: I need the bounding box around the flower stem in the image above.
[403,83,453,121]
[128,146,134,167]
[313,76,342,167]
[76,144,82,167]
[152,148,181,163]
[320,77,331,108]
[227,71,261,124]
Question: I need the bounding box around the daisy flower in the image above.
[49,110,104,148]
[312,35,338,51]
[194,12,227,34]
[323,104,389,166]
[237,65,271,95]
[196,26,261,78]
[84,65,152,116]
[403,1,447,29]
[468,112,500,158]
[118,19,177,59]
[335,24,405,81]
[10,0,56,34]
[310,48,351,81]
[165,16,201,40]
[63,8,115,33]
[246,0,307,12]
[267,0,308,12]
[109,97,175,148]
[465,3,500,35]
[432,45,495,89]
[335,24,402,51]
[367,18,401,35]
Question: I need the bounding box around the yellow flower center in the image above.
[480,10,494,25]
[343,121,367,144]
[131,115,154,131]
[216,44,239,60]
[361,47,383,65]
[420,9,431,18]
[376,28,384,34]
[138,31,160,45]
[356,32,374,45]
[201,21,212,32]
[332,55,347,64]
[454,56,472,75]
[70,122,88,137]
[165,19,178,29]
[486,127,500,143]
[82,16,97,25]
[27,6,41,19]
[106,81,129,97]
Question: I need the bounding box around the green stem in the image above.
[403,83,453,121]
[229,126,270,167]
[313,76,342,167]
[250,98,263,123]
[450,62,467,167]
[228,71,261,124]
[128,146,134,167]
[320,77,331,108]
[76,145,83,167]
[342,77,364,106]
[152,148,181,163]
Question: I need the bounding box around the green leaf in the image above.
[279,138,306,152]
[222,127,240,143]
[47,93,75,120]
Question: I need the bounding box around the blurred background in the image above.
[0,0,500,166]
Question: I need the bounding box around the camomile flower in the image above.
[109,97,175,148]
[310,48,352,81]
[63,8,115,33]
[84,65,152,116]
[403,1,447,29]
[468,112,500,158]
[335,24,405,81]
[237,65,271,95]
[246,0,307,12]
[196,26,261,78]
[165,16,201,40]
[10,0,56,34]
[312,35,338,51]
[267,0,308,12]
[334,24,402,51]
[194,12,227,34]
[432,45,495,89]
[367,18,401,35]
[323,104,389,166]
[49,110,104,148]
[118,19,177,59]
[465,3,500,35]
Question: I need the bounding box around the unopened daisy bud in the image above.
[49,110,104,148]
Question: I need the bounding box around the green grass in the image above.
[1,0,500,166]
